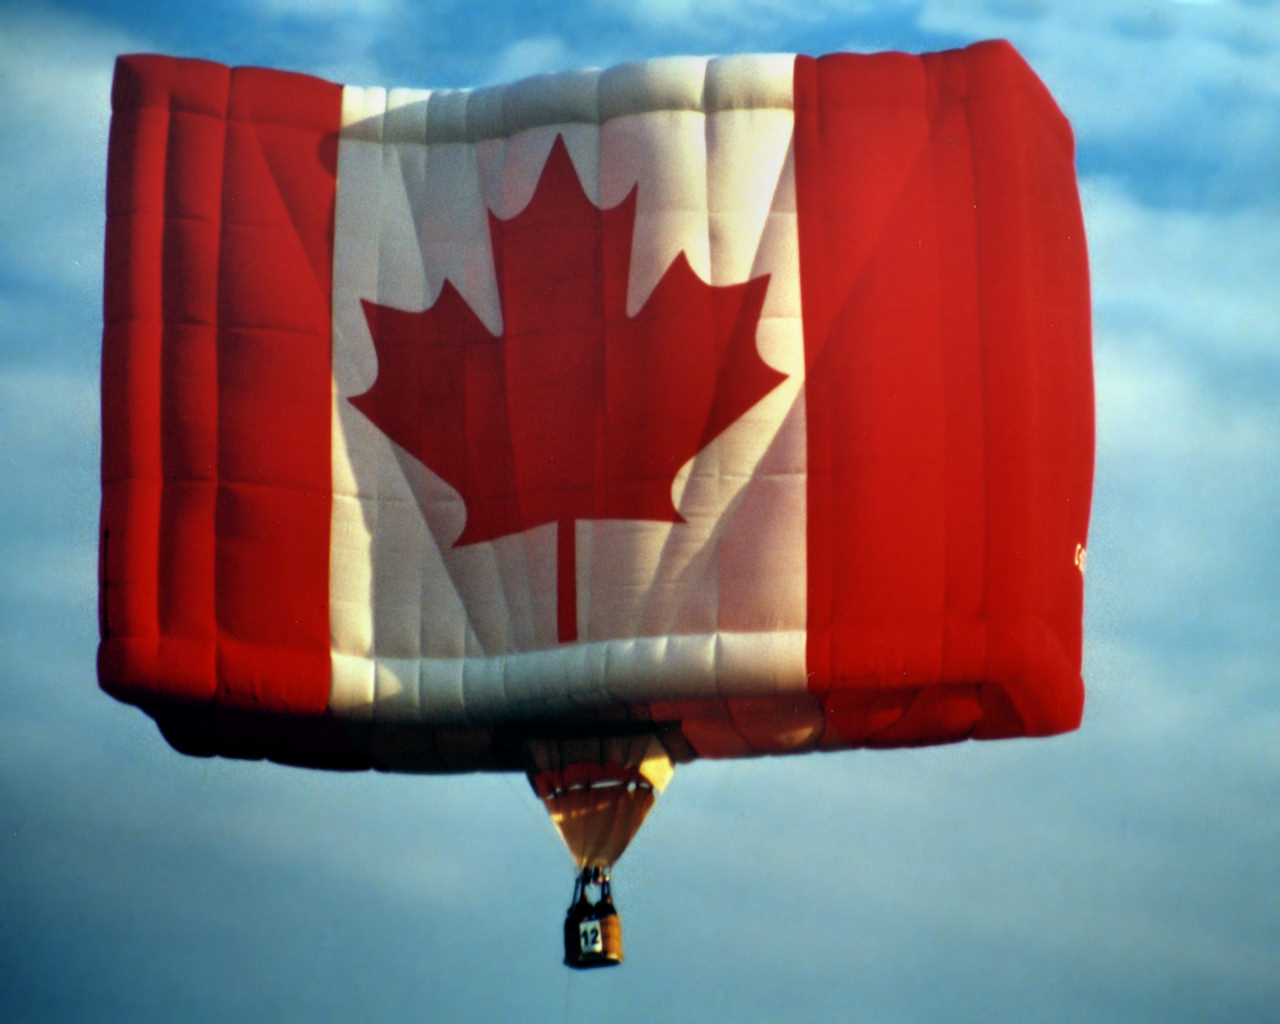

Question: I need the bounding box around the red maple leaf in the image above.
[352,135,786,643]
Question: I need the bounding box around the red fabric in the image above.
[794,40,1092,745]
[99,55,340,719]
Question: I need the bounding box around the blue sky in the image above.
[2,1,1277,1021]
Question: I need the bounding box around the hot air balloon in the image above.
[99,40,1093,968]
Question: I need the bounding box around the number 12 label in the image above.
[578,920,603,954]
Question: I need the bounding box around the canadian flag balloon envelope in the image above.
[99,40,1093,966]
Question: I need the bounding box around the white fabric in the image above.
[329,56,808,723]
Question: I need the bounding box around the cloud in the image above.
[0,9,145,300]
[1082,175,1280,666]
[917,0,1280,207]
[488,34,575,83]
[0,364,97,523]
[250,0,409,19]
[1083,175,1280,504]
[596,0,904,43]
[607,0,794,30]
[1069,173,1279,1011]
[0,366,99,730]
[1084,177,1280,365]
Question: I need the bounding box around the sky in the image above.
[1,0,1277,1020]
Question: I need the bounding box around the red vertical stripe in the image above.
[795,42,1091,744]
[99,56,341,720]
[964,47,1094,732]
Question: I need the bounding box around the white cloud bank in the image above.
[0,8,145,297]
